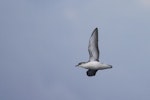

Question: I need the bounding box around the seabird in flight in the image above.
[76,28,112,77]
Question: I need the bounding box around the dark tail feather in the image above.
[86,69,98,76]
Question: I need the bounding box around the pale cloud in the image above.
[138,0,150,8]
[63,8,80,22]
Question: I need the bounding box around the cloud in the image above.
[138,0,150,8]
[63,8,79,22]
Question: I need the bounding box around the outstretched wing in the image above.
[88,28,99,61]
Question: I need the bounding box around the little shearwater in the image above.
[76,28,112,77]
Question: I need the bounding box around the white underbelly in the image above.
[82,61,101,69]
[81,61,111,70]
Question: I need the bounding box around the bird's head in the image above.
[76,62,86,67]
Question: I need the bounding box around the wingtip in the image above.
[95,27,98,31]
[91,28,98,34]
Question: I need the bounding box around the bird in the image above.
[76,28,112,77]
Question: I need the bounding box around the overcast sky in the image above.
[0,0,150,100]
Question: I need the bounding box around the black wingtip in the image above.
[94,27,98,32]
[91,28,98,36]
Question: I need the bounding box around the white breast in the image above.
[81,61,101,69]
[80,61,111,70]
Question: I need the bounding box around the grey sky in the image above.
[0,0,150,100]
